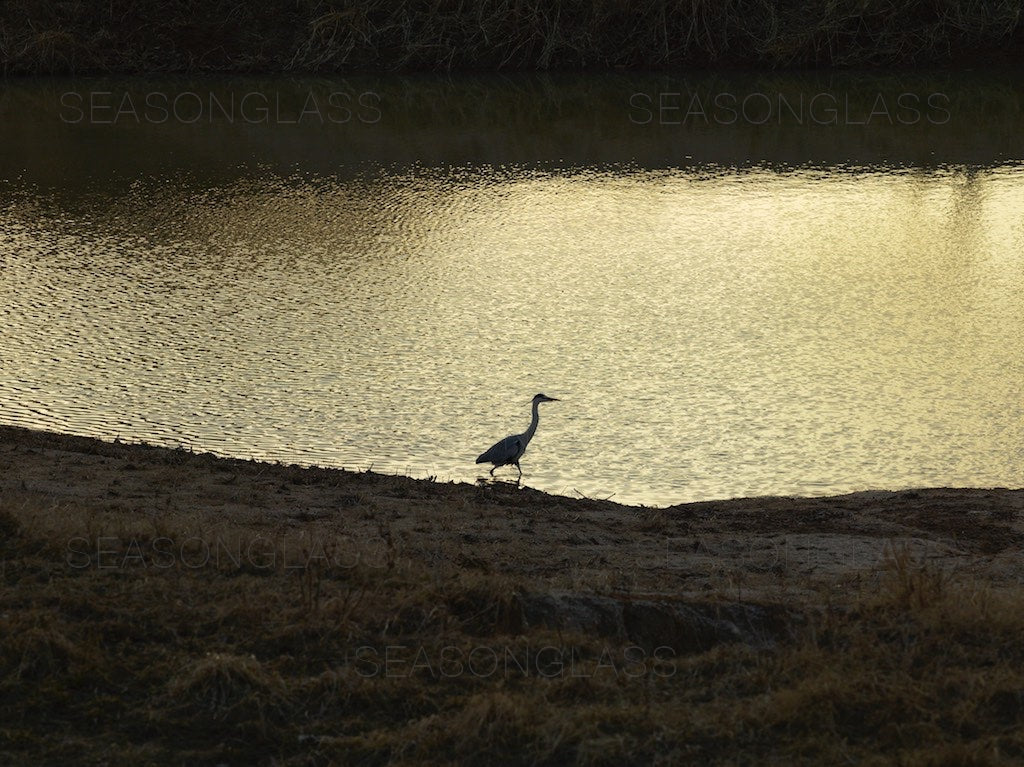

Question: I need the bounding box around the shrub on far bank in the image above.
[2,0,1024,75]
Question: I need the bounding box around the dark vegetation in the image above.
[5,488,1024,765]
[2,0,1024,74]
[3,426,1024,764]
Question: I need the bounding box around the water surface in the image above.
[2,74,1023,505]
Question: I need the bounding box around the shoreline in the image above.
[4,423,1023,597]
[4,423,1024,764]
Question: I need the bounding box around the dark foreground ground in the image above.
[2,424,1024,765]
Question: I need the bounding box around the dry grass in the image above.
[1,0,1023,74]
[3,426,1024,763]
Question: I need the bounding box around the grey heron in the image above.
[476,393,560,480]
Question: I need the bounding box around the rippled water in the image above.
[2,75,1024,505]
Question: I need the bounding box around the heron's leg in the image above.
[515,461,522,481]
[489,466,496,476]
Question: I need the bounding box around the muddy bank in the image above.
[4,424,1024,765]
[4,424,1023,601]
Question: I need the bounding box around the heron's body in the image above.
[476,393,559,479]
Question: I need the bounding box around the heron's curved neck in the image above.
[523,400,541,443]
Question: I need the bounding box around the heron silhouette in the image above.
[476,393,560,480]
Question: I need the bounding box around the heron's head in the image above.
[533,393,559,403]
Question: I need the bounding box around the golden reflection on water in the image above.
[2,165,1023,505]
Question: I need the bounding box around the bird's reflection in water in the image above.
[475,475,523,489]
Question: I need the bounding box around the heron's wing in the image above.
[476,435,521,465]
